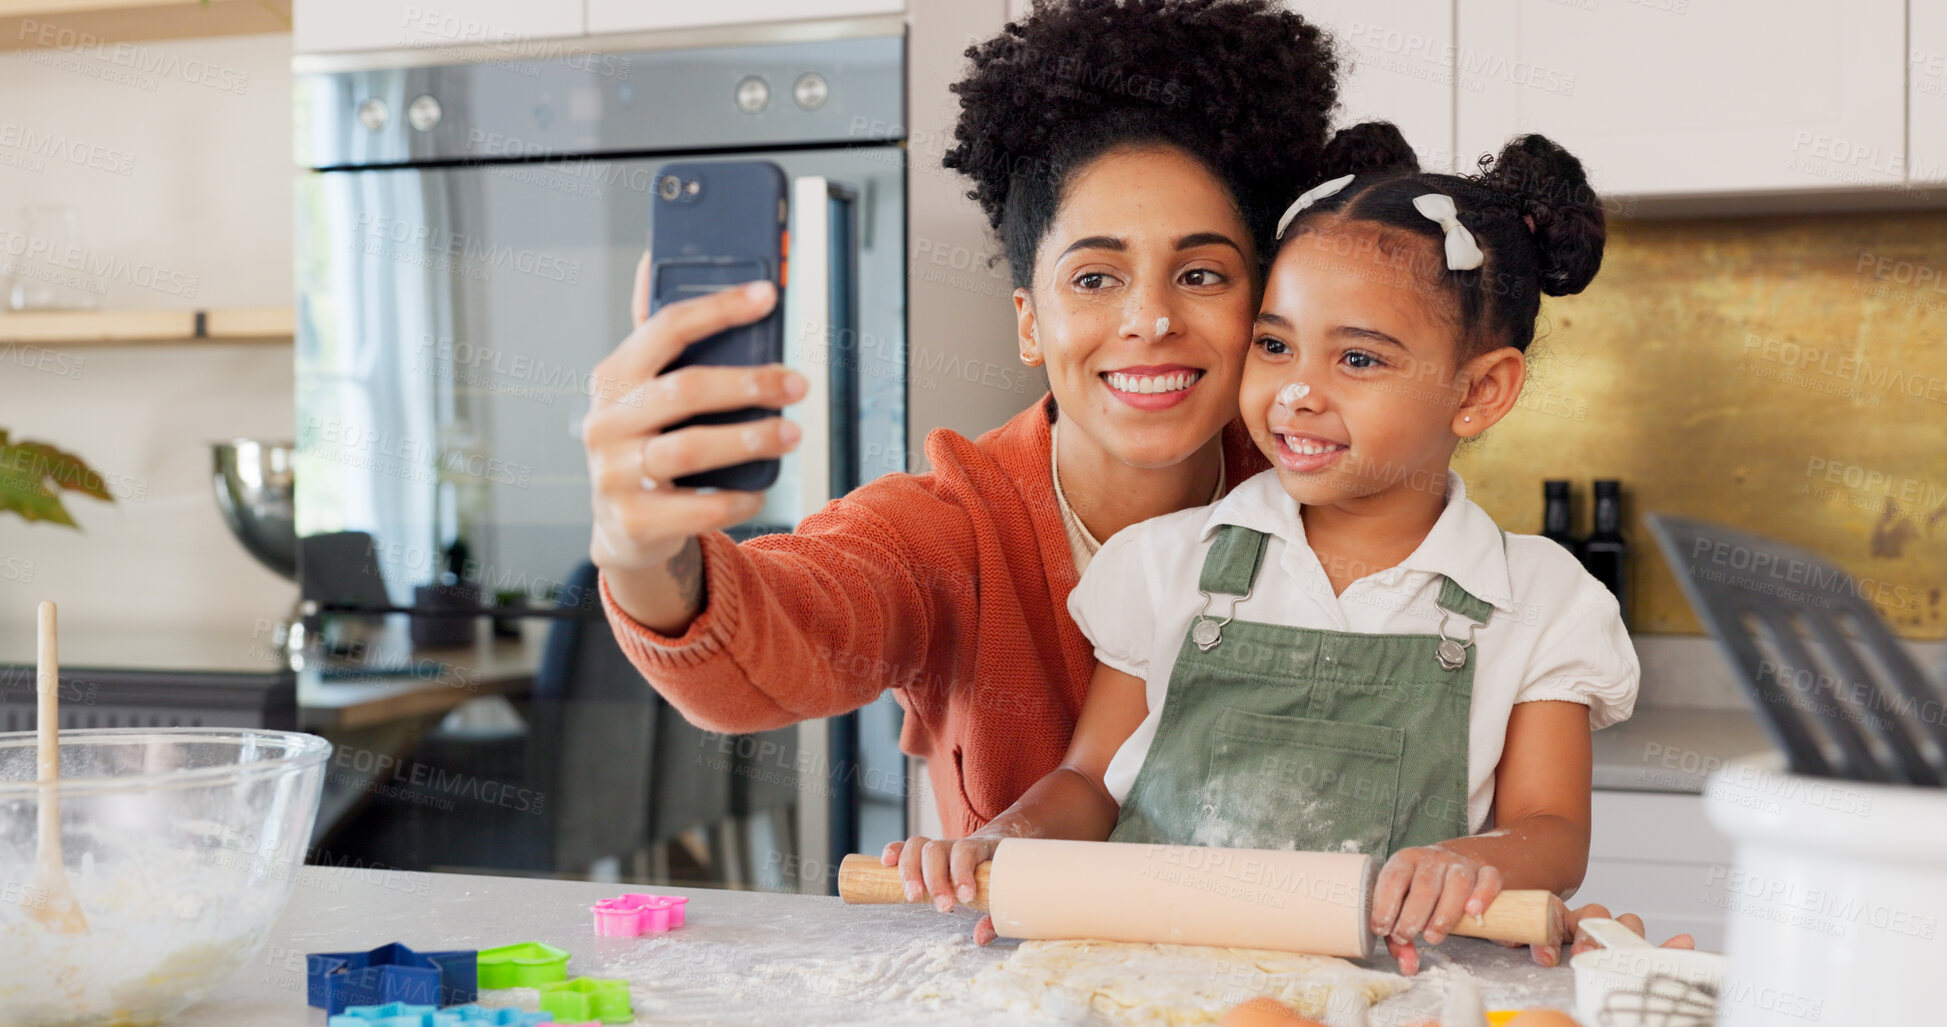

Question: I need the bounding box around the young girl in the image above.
[885,123,1637,975]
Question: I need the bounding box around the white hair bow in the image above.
[1274,174,1354,240]
[1412,193,1485,271]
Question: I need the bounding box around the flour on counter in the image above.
[968,939,1409,1027]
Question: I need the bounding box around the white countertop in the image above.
[188,867,1582,1025]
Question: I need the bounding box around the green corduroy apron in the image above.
[1107,524,1500,861]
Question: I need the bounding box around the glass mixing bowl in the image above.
[0,728,329,1025]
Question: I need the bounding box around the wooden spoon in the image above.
[29,600,87,933]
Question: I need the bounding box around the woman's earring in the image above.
[1463,415,1472,423]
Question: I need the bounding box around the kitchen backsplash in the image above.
[0,33,296,633]
[1455,209,1947,640]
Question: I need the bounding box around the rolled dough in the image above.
[966,938,1410,1026]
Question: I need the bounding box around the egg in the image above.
[1503,1010,1585,1027]
[1218,997,1326,1027]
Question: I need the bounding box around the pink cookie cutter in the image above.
[590,893,688,936]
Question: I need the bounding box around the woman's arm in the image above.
[1370,699,1593,974]
[882,662,1149,935]
[588,249,988,734]
[600,481,977,734]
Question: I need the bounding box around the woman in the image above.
[584,0,1692,960]
[585,0,1328,837]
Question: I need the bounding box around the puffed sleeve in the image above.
[1066,524,1157,679]
[1514,577,1640,730]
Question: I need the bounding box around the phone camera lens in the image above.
[658,175,682,201]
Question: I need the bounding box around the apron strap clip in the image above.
[1433,608,1482,670]
[1191,585,1253,652]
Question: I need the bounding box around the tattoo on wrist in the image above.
[666,537,704,611]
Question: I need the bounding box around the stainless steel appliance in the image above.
[293,29,909,892]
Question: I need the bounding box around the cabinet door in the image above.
[1455,0,1906,197]
[588,0,903,36]
[1284,0,1457,171]
[1914,3,1947,185]
[296,0,584,54]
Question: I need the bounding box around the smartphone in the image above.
[648,159,789,491]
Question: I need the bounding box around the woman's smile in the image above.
[1100,364,1207,410]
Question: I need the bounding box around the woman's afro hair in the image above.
[942,0,1342,287]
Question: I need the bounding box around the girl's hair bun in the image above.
[1319,121,1420,180]
[1483,134,1605,296]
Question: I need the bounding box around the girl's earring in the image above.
[1463,415,1472,422]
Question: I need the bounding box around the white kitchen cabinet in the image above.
[295,0,583,54]
[1284,1,1457,172]
[1456,0,1907,198]
[587,0,903,37]
[1581,790,1734,950]
[1913,3,1947,184]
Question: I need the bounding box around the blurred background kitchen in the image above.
[0,0,1941,950]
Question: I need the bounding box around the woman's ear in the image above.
[1015,288,1043,367]
[1452,346,1526,437]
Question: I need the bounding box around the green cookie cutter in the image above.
[476,942,570,990]
[538,977,631,1024]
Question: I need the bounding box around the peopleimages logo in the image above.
[0,122,136,176]
[0,230,198,298]
[13,19,251,94]
[352,212,582,285]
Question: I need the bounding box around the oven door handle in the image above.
[783,175,861,520]
[783,174,866,894]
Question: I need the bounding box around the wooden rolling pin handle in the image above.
[1442,888,1561,948]
[837,853,993,913]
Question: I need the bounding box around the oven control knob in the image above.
[356,98,389,133]
[407,94,442,132]
[735,75,770,114]
[793,72,829,110]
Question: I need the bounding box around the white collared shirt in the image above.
[1068,468,1639,833]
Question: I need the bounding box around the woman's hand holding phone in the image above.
[582,252,806,634]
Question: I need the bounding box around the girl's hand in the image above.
[1369,845,1505,976]
[882,835,1004,945]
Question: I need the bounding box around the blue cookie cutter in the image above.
[307,943,479,1014]
[325,1003,438,1027]
[327,1004,556,1027]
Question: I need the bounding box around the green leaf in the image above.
[0,429,116,529]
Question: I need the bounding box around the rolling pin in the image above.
[838,838,1559,959]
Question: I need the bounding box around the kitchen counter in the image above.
[1591,706,1773,793]
[189,868,1580,1025]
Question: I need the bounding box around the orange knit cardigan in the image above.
[599,395,1270,837]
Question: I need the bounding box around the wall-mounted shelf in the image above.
[0,0,290,51]
[0,306,292,346]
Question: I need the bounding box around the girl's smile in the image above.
[1268,429,1349,472]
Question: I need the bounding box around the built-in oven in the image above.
[292,29,908,893]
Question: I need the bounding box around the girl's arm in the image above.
[882,661,1149,931]
[1369,699,1593,974]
